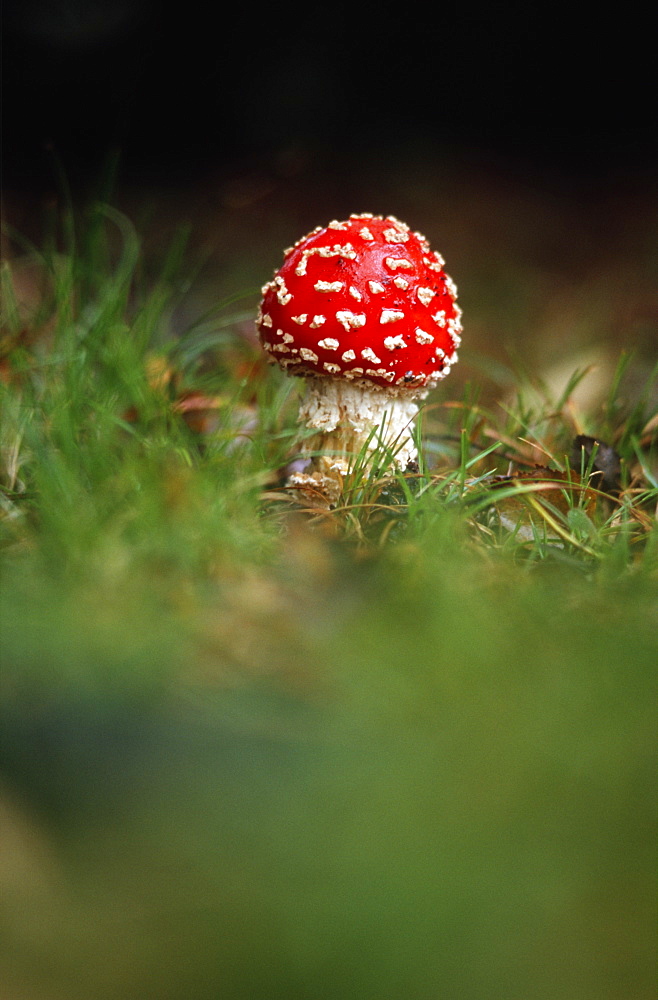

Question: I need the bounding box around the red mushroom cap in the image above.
[257,214,461,393]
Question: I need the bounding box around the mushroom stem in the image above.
[289,377,421,495]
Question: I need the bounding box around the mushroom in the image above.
[257,214,461,500]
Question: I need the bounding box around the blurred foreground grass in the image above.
[1,204,657,999]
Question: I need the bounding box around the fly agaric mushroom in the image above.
[257,214,461,499]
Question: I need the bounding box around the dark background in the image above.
[4,0,657,196]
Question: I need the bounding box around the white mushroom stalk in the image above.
[291,377,422,493]
[257,214,461,500]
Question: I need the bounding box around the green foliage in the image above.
[1,207,656,999]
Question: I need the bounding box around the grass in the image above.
[1,204,657,1000]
